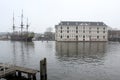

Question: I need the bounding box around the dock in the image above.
[0,63,39,80]
[0,58,47,80]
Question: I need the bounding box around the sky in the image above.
[0,0,120,33]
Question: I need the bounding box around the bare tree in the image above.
[44,27,55,40]
[46,27,53,32]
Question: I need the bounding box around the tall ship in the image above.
[10,11,34,42]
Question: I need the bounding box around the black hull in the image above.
[11,36,33,42]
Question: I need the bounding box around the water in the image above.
[0,41,120,80]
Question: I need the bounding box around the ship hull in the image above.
[10,34,33,42]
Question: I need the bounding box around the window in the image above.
[103,27,105,30]
[97,27,99,30]
[83,39,85,41]
[83,30,85,33]
[89,36,91,38]
[89,31,91,33]
[67,27,69,29]
[67,35,69,38]
[76,31,78,33]
[83,35,85,38]
[97,36,99,39]
[103,36,105,39]
[61,36,62,38]
[61,26,62,29]
[67,30,69,33]
[97,31,99,33]
[76,35,78,40]
[61,31,62,33]
[83,26,85,29]
[76,26,78,29]
[103,31,105,33]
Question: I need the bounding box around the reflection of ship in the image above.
[10,11,34,42]
[11,41,34,66]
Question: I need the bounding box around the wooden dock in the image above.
[0,63,39,80]
[0,58,47,80]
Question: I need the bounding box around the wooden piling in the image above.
[12,72,16,77]
[33,74,36,80]
[18,72,21,77]
[28,73,31,80]
[40,58,47,80]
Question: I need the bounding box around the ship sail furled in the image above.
[10,10,34,42]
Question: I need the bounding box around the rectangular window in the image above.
[67,27,69,29]
[61,36,62,38]
[67,36,69,38]
[61,26,62,29]
[103,36,105,39]
[97,28,99,30]
[83,27,85,29]
[76,27,78,29]
[83,35,85,38]
[97,36,99,39]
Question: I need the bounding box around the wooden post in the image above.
[33,74,36,80]
[28,73,31,80]
[12,72,16,77]
[40,58,47,80]
[18,71,21,77]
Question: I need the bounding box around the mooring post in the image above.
[12,72,17,77]
[40,58,47,80]
[33,74,36,80]
[18,71,22,77]
[28,73,31,80]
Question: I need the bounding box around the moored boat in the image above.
[10,11,34,42]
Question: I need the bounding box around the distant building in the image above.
[44,32,55,41]
[108,30,120,41]
[55,21,108,41]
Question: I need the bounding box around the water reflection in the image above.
[11,41,34,66]
[56,42,107,63]
[12,41,17,65]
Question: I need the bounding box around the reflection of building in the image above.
[55,21,108,41]
[56,42,106,61]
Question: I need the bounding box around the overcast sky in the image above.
[0,0,120,33]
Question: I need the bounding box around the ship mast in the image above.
[21,10,24,34]
[13,13,15,32]
[26,18,29,33]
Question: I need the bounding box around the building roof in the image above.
[58,21,107,27]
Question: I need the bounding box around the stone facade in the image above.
[55,21,108,41]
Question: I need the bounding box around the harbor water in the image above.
[0,41,120,80]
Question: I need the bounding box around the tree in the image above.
[44,27,55,40]
[46,27,53,32]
